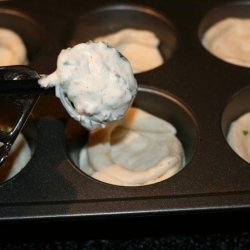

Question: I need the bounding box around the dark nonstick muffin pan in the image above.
[0,0,250,225]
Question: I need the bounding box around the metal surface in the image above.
[0,66,40,167]
[0,0,250,222]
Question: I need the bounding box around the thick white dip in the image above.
[94,29,164,74]
[227,112,250,163]
[39,42,137,130]
[0,133,31,182]
[202,18,250,67]
[0,28,28,66]
[79,107,184,186]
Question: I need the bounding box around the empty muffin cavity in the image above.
[69,4,177,74]
[65,86,198,187]
[222,86,250,164]
[0,8,43,66]
[0,97,37,184]
[199,2,250,67]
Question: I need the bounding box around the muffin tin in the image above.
[0,0,250,222]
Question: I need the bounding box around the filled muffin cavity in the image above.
[0,8,43,66]
[65,86,198,187]
[199,2,250,67]
[69,4,177,74]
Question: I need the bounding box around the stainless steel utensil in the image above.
[0,65,52,167]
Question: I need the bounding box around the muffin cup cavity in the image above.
[69,4,177,73]
[222,86,250,163]
[198,2,250,67]
[0,97,37,184]
[0,8,44,64]
[64,85,199,186]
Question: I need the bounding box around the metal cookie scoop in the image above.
[0,62,136,166]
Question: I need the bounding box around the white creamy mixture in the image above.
[79,107,184,186]
[202,18,250,67]
[227,112,250,163]
[0,132,31,182]
[39,42,137,130]
[0,27,28,66]
[94,29,164,74]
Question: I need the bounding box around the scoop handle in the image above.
[0,65,54,95]
[0,65,44,167]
